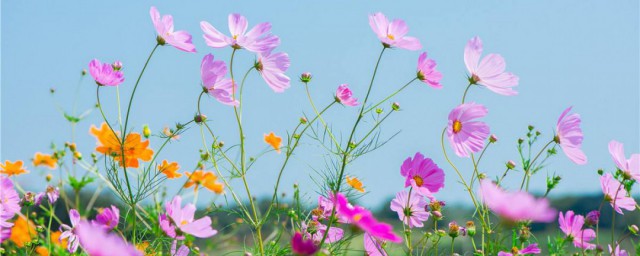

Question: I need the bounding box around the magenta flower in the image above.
[368,12,421,50]
[93,205,120,231]
[555,107,587,165]
[60,209,81,253]
[201,53,238,106]
[316,196,348,224]
[89,59,125,86]
[255,52,291,92]
[479,179,556,223]
[600,173,636,214]
[201,14,280,53]
[334,193,402,243]
[150,6,196,53]
[302,220,344,244]
[364,232,388,256]
[76,221,142,256]
[335,84,359,107]
[464,36,519,96]
[609,243,629,256]
[291,232,319,256]
[0,176,20,216]
[35,185,59,206]
[416,52,443,89]
[608,140,640,182]
[558,211,596,249]
[389,190,429,228]
[447,103,490,158]
[497,243,541,256]
[400,152,444,199]
[159,196,217,240]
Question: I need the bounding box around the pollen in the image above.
[413,175,424,187]
[353,214,362,222]
[386,34,395,40]
[452,120,462,133]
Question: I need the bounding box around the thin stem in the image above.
[519,140,554,190]
[363,77,417,115]
[461,83,473,104]
[122,43,159,135]
[304,83,341,150]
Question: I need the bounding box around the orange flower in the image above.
[50,230,68,248]
[90,123,153,168]
[10,216,36,247]
[346,176,365,193]
[35,247,49,256]
[264,132,282,153]
[158,160,181,178]
[184,170,224,194]
[136,241,156,256]
[33,152,57,169]
[0,160,29,176]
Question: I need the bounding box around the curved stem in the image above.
[122,43,159,135]
[461,83,473,104]
[363,77,417,115]
[304,83,341,150]
[519,140,554,190]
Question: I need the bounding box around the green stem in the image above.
[519,140,554,190]
[304,83,341,150]
[363,77,417,115]
[461,83,473,104]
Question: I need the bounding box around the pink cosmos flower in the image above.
[497,243,541,256]
[389,190,429,228]
[35,185,59,206]
[60,209,81,253]
[416,52,443,89]
[558,211,596,249]
[93,205,120,231]
[555,107,587,165]
[609,243,629,256]
[159,196,217,240]
[201,54,238,106]
[364,232,388,256]
[89,59,125,86]
[171,241,190,256]
[447,103,490,158]
[0,205,12,243]
[368,12,421,50]
[256,52,291,92]
[600,173,636,214]
[201,14,280,53]
[464,36,519,96]
[479,179,556,223]
[302,220,344,244]
[335,84,359,107]
[333,193,402,243]
[150,6,196,53]
[400,152,445,199]
[291,232,319,256]
[76,221,142,256]
[608,140,640,182]
[0,176,20,216]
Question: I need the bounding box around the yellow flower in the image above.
[0,160,29,176]
[264,132,282,153]
[10,216,36,247]
[33,152,57,169]
[346,176,365,193]
[184,170,224,194]
[90,123,153,168]
[158,160,181,179]
[136,241,156,256]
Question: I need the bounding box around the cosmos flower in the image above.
[76,221,143,256]
[10,216,36,248]
[150,6,196,53]
[264,132,282,153]
[464,36,519,96]
[479,179,556,223]
[89,59,125,86]
[497,243,541,256]
[346,176,365,193]
[60,209,81,253]
[608,140,640,182]
[0,160,29,176]
[302,220,344,244]
[555,107,587,165]
[0,205,13,244]
[35,185,60,205]
[389,190,429,228]
[446,103,490,158]
[290,232,319,256]
[33,152,57,169]
[201,53,238,106]
[416,52,443,89]
[558,211,596,250]
[93,205,120,231]
[333,193,402,243]
[159,196,217,240]
[364,232,388,256]
[158,160,182,179]
[608,243,629,256]
[90,123,154,168]
[201,13,279,53]
[335,84,359,107]
[256,52,291,92]
[368,12,421,50]
[600,173,636,214]
[400,152,444,199]
[183,170,224,194]
[0,176,21,215]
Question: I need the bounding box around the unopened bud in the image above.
[194,114,207,123]
[217,141,225,148]
[300,72,312,83]
[46,174,53,182]
[518,138,524,144]
[142,125,151,138]
[436,229,446,237]
[489,134,498,143]
[595,245,604,253]
[585,210,600,226]
[73,151,82,160]
[299,117,307,124]
[448,221,460,238]
[466,221,476,236]
[629,224,639,235]
[527,125,534,131]
[478,173,487,180]
[432,211,442,219]
[506,160,516,170]
[81,69,87,76]
[112,61,123,71]
[375,108,383,114]
[392,102,400,111]
[597,169,604,175]
[50,87,56,94]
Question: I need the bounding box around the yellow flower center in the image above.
[180,220,188,226]
[386,34,395,40]
[233,34,238,40]
[353,214,362,222]
[453,120,462,133]
[413,176,424,187]
[511,246,520,254]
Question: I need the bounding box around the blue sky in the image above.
[2,1,638,207]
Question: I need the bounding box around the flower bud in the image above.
[432,211,442,219]
[50,87,56,94]
[217,141,225,148]
[527,125,534,131]
[585,210,600,226]
[300,72,312,83]
[448,221,460,238]
[74,151,82,160]
[518,226,531,242]
[506,160,516,170]
[375,108,383,114]
[595,245,604,253]
[466,221,476,237]
[392,102,400,111]
[194,114,207,123]
[489,134,498,143]
[597,169,604,175]
[156,35,166,45]
[244,253,253,256]
[518,138,524,144]
[112,61,123,71]
[142,125,151,138]
[629,224,639,235]
[46,174,53,182]
[478,173,487,179]
[81,69,87,76]
[436,229,446,237]
[299,117,308,124]
[22,192,35,206]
